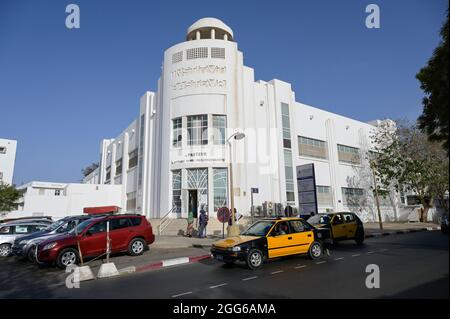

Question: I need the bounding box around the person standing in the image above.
[198,205,208,238]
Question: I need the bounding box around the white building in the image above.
[84,18,421,222]
[0,138,17,185]
[7,181,122,219]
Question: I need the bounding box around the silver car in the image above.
[0,222,49,257]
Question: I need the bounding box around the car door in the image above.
[342,213,357,238]
[288,220,315,254]
[331,214,347,239]
[266,221,294,258]
[80,221,107,257]
[109,217,132,252]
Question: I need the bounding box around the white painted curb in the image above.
[97,262,120,278]
[118,266,136,275]
[162,257,189,267]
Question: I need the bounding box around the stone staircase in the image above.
[149,217,254,236]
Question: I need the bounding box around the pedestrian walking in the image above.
[198,205,208,238]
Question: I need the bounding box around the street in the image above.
[0,231,448,299]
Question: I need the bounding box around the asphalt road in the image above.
[0,231,448,299]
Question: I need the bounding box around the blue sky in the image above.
[0,0,447,185]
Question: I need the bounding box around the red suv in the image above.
[36,214,155,269]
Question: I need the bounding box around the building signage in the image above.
[171,65,226,79]
[171,79,226,91]
[170,149,225,165]
[296,163,318,216]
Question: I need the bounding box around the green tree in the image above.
[416,11,449,153]
[81,162,99,177]
[371,120,449,222]
[0,183,20,212]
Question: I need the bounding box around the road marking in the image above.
[270,270,284,275]
[315,261,327,264]
[352,253,361,257]
[172,291,192,298]
[367,251,376,254]
[334,257,345,261]
[295,265,307,269]
[209,283,228,289]
[379,248,389,252]
[242,276,258,281]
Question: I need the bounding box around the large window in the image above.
[298,136,327,159]
[281,103,291,149]
[115,159,122,175]
[213,168,228,211]
[128,149,138,169]
[317,185,332,206]
[337,144,360,164]
[342,187,365,206]
[127,191,137,211]
[187,115,208,145]
[172,118,182,147]
[213,115,226,145]
[172,170,182,214]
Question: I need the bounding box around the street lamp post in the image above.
[227,132,245,237]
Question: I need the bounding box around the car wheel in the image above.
[27,246,37,263]
[355,231,365,245]
[0,244,12,257]
[56,248,79,269]
[128,238,146,256]
[246,249,264,270]
[309,241,323,260]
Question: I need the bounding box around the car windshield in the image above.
[308,215,331,225]
[241,221,275,237]
[45,220,66,232]
[68,219,93,235]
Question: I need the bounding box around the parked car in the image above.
[12,215,93,261]
[211,217,332,269]
[37,214,155,269]
[440,214,449,234]
[0,222,50,257]
[307,212,365,245]
[1,218,53,226]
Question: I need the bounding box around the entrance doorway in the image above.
[188,190,198,218]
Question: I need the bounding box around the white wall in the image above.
[0,138,17,185]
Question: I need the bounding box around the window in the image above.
[87,221,107,234]
[129,217,142,226]
[186,47,208,60]
[289,220,305,233]
[138,114,145,187]
[317,186,332,206]
[337,144,360,164]
[55,189,61,196]
[281,103,291,149]
[128,149,138,169]
[14,225,30,234]
[284,149,294,202]
[172,170,182,214]
[127,192,137,211]
[105,166,111,182]
[342,187,365,206]
[343,213,355,223]
[187,115,208,145]
[172,118,182,147]
[111,218,131,230]
[213,115,226,145]
[172,51,183,64]
[211,47,225,59]
[115,159,122,175]
[0,226,11,234]
[298,136,328,159]
[0,146,5,154]
[213,168,228,211]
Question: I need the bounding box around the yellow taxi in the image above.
[210,217,332,269]
[307,212,365,245]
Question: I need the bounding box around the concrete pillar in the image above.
[196,30,201,40]
[110,143,117,184]
[122,132,129,211]
[224,33,228,41]
[211,28,215,39]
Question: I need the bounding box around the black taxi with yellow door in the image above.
[307,212,365,245]
[211,217,332,269]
